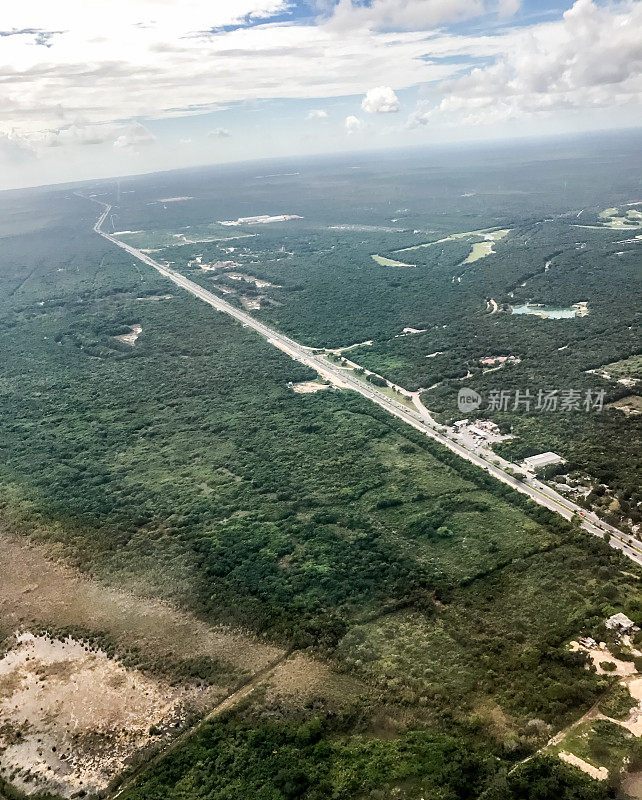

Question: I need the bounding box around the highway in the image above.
[87,197,642,567]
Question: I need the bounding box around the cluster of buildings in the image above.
[452,418,502,444]
[479,355,521,367]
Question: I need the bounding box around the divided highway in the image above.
[87,197,642,567]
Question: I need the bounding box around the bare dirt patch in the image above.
[114,324,142,346]
[607,395,642,416]
[0,632,191,797]
[0,529,282,680]
[290,381,330,394]
[570,640,637,677]
[240,296,262,310]
[620,677,642,736]
[0,528,285,795]
[559,750,609,780]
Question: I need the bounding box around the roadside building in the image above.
[475,419,501,435]
[468,425,489,439]
[522,452,566,471]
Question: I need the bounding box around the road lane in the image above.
[85,196,642,567]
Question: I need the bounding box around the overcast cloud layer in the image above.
[0,0,641,188]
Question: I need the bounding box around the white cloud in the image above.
[35,123,126,148]
[361,86,400,113]
[0,0,638,190]
[0,130,37,163]
[0,13,457,137]
[1,1,288,41]
[345,114,364,133]
[208,127,232,138]
[113,122,156,151]
[406,106,433,128]
[326,0,491,31]
[432,0,642,125]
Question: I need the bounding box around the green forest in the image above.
[0,140,640,800]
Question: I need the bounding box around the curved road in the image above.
[86,197,642,567]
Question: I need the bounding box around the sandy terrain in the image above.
[371,254,416,268]
[570,641,638,677]
[0,529,282,679]
[291,381,330,394]
[240,296,262,310]
[559,751,609,780]
[0,527,285,795]
[0,632,190,797]
[618,677,642,736]
[395,327,427,338]
[114,324,142,346]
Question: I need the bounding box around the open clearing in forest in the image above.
[291,380,330,394]
[371,254,416,268]
[0,632,192,798]
[0,526,285,795]
[0,527,283,682]
[114,323,142,346]
[460,229,511,265]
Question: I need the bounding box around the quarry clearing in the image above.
[550,638,642,782]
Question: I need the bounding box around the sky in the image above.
[1,0,641,189]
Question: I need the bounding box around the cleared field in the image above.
[599,354,642,382]
[371,254,416,267]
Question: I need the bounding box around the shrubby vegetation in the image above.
[118,712,612,800]
[140,139,641,527]
[0,136,640,799]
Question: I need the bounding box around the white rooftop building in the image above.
[522,452,566,470]
[605,613,638,633]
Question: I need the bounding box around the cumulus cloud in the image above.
[405,106,432,128]
[1,0,638,190]
[0,13,451,137]
[35,123,126,147]
[113,122,156,151]
[208,127,232,138]
[345,114,364,133]
[433,0,642,125]
[361,86,400,113]
[306,109,328,119]
[0,130,37,162]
